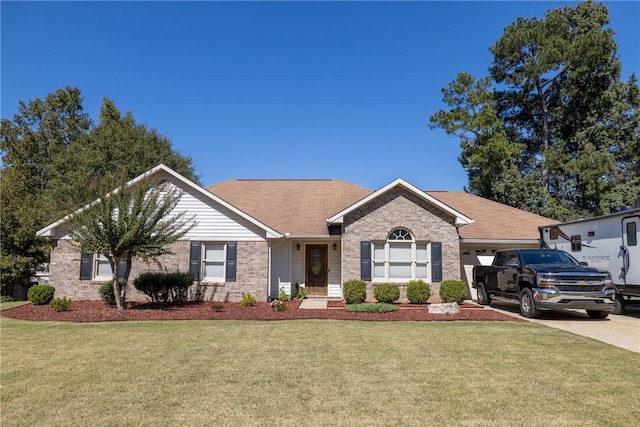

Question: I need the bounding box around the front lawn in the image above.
[1,318,638,426]
[0,301,30,311]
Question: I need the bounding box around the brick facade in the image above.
[341,187,460,300]
[48,239,269,302]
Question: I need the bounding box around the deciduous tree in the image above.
[65,177,195,310]
[1,87,199,297]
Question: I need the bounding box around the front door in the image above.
[305,245,328,296]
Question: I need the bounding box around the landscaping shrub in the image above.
[278,289,290,302]
[27,285,55,305]
[373,284,400,303]
[406,280,431,304]
[345,303,398,313]
[343,279,366,304]
[164,272,194,303]
[50,297,72,312]
[211,301,224,312]
[98,281,116,305]
[240,293,256,306]
[270,299,288,311]
[134,273,167,302]
[439,280,468,303]
[294,283,307,300]
[133,272,194,303]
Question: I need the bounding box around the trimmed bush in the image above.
[50,297,72,312]
[293,283,307,300]
[165,272,194,303]
[98,281,116,305]
[343,279,366,304]
[440,280,468,303]
[133,272,194,303]
[211,301,225,312]
[240,292,256,307]
[406,280,431,304]
[345,303,398,313]
[278,289,290,302]
[27,285,55,305]
[270,299,288,311]
[373,284,400,303]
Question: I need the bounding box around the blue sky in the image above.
[2,1,639,191]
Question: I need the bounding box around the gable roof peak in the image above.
[327,178,473,226]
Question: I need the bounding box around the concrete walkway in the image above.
[298,299,328,309]
[489,301,640,353]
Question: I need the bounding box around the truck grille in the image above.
[555,284,604,292]
[553,274,608,282]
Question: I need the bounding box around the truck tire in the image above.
[611,296,625,315]
[586,310,610,319]
[476,282,491,305]
[519,288,540,318]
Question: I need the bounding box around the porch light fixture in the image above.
[296,243,300,251]
[333,243,337,250]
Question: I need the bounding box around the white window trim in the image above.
[372,236,430,283]
[94,254,113,281]
[202,242,227,282]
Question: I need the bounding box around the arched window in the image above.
[372,228,429,281]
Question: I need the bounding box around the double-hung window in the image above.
[203,243,226,281]
[94,254,112,280]
[372,229,429,281]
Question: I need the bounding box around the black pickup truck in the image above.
[472,249,616,318]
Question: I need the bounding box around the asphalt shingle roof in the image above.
[206,179,372,235]
[206,179,554,239]
[426,191,555,240]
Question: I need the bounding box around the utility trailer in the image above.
[539,207,640,314]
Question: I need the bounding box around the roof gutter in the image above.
[459,238,541,245]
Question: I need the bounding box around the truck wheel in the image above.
[476,282,491,305]
[611,296,625,315]
[519,288,540,318]
[586,310,609,319]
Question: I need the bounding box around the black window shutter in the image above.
[189,241,201,281]
[226,241,237,282]
[431,242,442,282]
[117,257,128,279]
[79,253,93,280]
[360,241,371,281]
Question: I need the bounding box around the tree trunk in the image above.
[536,79,551,193]
[111,256,126,311]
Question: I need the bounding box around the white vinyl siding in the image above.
[270,242,291,299]
[156,173,267,241]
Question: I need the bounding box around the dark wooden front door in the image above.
[305,244,328,296]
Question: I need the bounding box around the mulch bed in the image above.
[1,300,523,323]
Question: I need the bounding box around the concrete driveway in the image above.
[487,301,640,353]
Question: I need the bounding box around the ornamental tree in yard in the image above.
[66,176,195,310]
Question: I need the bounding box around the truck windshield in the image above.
[520,251,579,266]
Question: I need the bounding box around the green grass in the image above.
[0,301,30,311]
[1,318,638,426]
